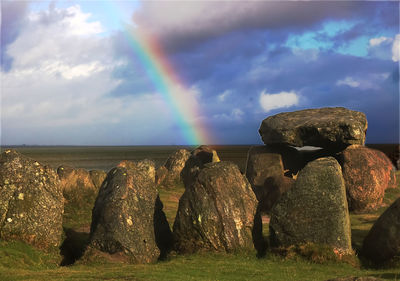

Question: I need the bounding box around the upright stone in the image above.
[89,170,107,190]
[259,107,367,149]
[362,197,400,264]
[270,157,352,254]
[89,160,167,263]
[341,145,397,212]
[164,149,190,180]
[245,146,284,201]
[173,161,257,253]
[0,150,64,249]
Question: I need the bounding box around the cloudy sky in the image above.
[1,1,399,145]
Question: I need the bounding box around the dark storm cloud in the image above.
[132,1,379,53]
[1,1,29,71]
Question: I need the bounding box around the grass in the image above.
[0,148,399,280]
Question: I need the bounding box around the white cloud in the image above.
[392,34,400,62]
[213,108,244,122]
[336,77,360,88]
[336,73,390,90]
[369,36,393,47]
[218,90,231,102]
[1,4,175,145]
[259,90,299,112]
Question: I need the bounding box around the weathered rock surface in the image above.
[270,157,352,254]
[155,166,169,186]
[89,159,170,263]
[164,149,190,180]
[259,107,367,149]
[0,149,63,249]
[57,166,97,192]
[362,197,400,264]
[89,170,107,189]
[258,175,295,214]
[245,146,284,201]
[173,161,257,253]
[181,145,220,187]
[340,145,397,212]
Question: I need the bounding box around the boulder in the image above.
[259,107,367,149]
[155,166,169,186]
[181,145,220,187]
[340,145,397,212]
[270,157,352,255]
[362,197,400,264]
[89,170,107,190]
[0,149,63,249]
[89,160,170,263]
[173,161,257,253]
[245,146,284,201]
[164,149,190,180]
[258,175,295,214]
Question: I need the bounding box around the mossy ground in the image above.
[0,165,399,280]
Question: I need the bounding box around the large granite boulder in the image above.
[245,146,284,201]
[89,160,170,263]
[270,157,352,255]
[57,166,96,192]
[0,150,63,249]
[259,175,295,214]
[340,145,397,212]
[362,197,400,264]
[173,161,257,253]
[259,107,367,149]
[181,145,220,187]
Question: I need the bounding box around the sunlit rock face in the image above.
[269,157,352,255]
[173,161,257,254]
[259,107,367,149]
[0,149,64,249]
[340,145,397,212]
[89,160,171,263]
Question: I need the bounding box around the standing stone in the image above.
[173,161,257,253]
[89,170,107,190]
[259,107,367,149]
[164,149,190,180]
[245,146,284,201]
[0,150,63,249]
[270,157,352,255]
[89,159,167,263]
[259,175,295,214]
[181,145,220,187]
[340,145,397,212]
[362,197,400,264]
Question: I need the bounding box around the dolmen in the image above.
[247,107,397,257]
[0,150,64,250]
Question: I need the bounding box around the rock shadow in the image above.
[154,195,174,260]
[59,227,90,266]
[252,209,268,258]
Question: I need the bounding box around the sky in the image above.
[1,0,399,146]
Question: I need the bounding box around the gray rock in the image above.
[173,161,257,253]
[270,157,352,254]
[0,149,64,249]
[362,197,400,264]
[89,160,170,263]
[259,107,367,149]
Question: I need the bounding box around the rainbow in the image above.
[120,25,213,145]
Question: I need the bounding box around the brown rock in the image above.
[89,170,107,190]
[259,107,367,149]
[340,145,397,212]
[258,175,295,214]
[155,166,168,186]
[0,149,64,249]
[245,146,284,201]
[181,145,220,187]
[57,166,97,192]
[164,149,190,180]
[173,161,257,253]
[362,197,400,264]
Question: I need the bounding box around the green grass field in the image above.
[0,147,399,280]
